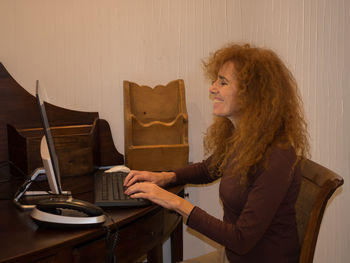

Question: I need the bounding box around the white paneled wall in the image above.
[0,0,348,262]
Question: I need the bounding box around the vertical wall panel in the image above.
[0,0,348,261]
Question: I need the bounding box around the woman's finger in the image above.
[125,182,145,195]
[124,170,145,186]
[123,170,136,186]
[124,174,138,187]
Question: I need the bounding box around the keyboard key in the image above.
[94,170,151,207]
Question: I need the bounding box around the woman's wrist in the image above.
[174,197,195,219]
[160,171,177,186]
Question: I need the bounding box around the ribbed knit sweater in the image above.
[174,147,301,263]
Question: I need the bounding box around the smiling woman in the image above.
[203,44,309,185]
[209,61,240,125]
[124,43,310,263]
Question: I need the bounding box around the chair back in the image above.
[296,159,343,263]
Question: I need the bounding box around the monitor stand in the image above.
[13,168,71,210]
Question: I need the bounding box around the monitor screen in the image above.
[35,80,62,194]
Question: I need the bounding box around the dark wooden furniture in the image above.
[0,62,183,263]
[0,180,183,263]
[295,159,343,263]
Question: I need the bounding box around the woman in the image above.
[124,43,309,262]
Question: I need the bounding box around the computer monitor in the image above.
[35,80,62,195]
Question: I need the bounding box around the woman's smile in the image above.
[209,61,240,124]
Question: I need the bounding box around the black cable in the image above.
[0,160,8,167]
[0,161,11,183]
[0,160,27,180]
[8,160,27,176]
[14,178,36,198]
[103,212,119,263]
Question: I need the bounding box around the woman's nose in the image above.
[209,81,218,94]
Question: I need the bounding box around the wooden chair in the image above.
[296,159,344,263]
[123,79,189,171]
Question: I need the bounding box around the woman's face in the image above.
[209,61,240,123]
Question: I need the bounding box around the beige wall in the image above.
[1,0,349,262]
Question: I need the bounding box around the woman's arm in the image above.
[124,158,216,188]
[185,149,298,255]
[124,182,195,220]
[124,156,295,254]
[124,170,176,187]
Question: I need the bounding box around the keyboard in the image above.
[94,170,151,207]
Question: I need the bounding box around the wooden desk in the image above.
[0,62,183,263]
[0,175,184,263]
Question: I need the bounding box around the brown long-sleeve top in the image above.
[174,147,301,263]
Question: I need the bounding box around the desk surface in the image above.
[0,175,183,263]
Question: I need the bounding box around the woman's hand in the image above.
[124,182,194,218]
[123,170,176,187]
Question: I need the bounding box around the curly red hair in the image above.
[203,43,309,184]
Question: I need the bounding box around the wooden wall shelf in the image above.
[124,79,189,171]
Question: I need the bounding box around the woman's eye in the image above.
[220,81,227,86]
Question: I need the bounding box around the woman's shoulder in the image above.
[268,145,297,167]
